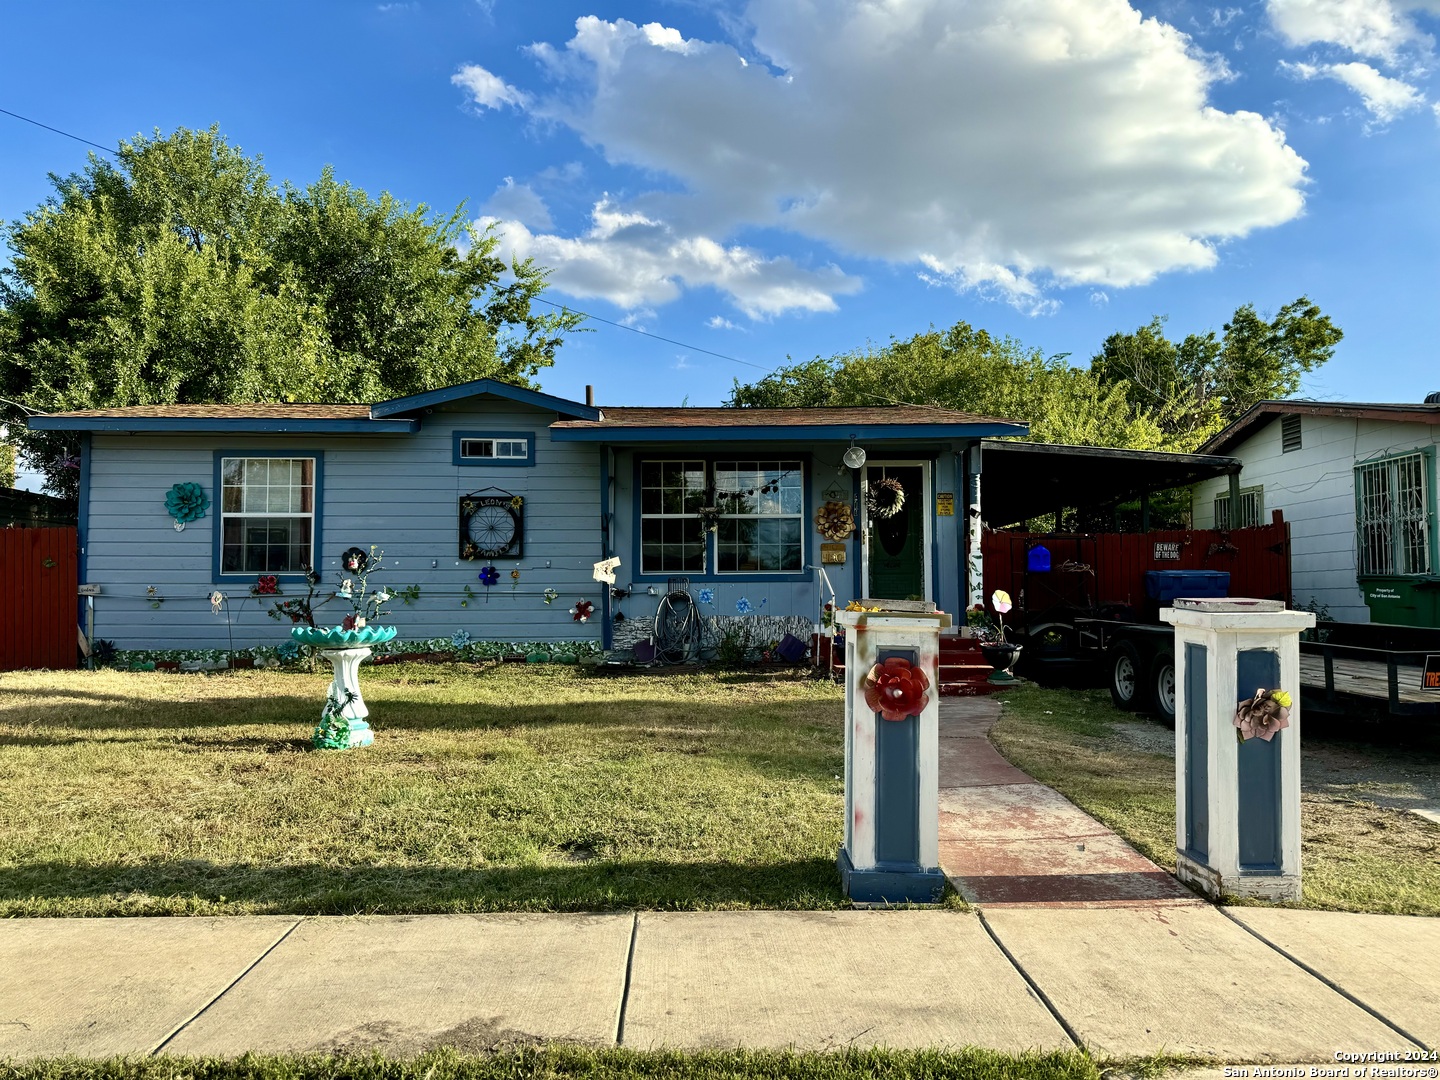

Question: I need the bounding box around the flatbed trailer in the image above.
[1300,621,1440,720]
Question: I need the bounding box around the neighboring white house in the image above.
[1192,398,1440,627]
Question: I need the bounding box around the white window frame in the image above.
[713,459,805,575]
[460,437,528,461]
[219,455,317,576]
[639,459,708,575]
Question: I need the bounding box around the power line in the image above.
[0,107,115,155]
[534,298,770,372]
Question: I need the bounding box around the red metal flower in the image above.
[254,575,279,595]
[571,600,594,623]
[862,657,932,721]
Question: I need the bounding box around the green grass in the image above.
[0,1047,1132,1080]
[0,665,850,916]
[989,685,1440,916]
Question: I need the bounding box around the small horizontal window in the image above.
[461,438,528,460]
[453,431,535,466]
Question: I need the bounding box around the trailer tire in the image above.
[1148,650,1176,726]
[1108,640,1144,712]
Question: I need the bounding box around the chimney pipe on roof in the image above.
[585,385,594,407]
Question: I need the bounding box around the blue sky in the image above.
[3,0,1439,430]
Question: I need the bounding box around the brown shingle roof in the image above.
[556,405,1021,429]
[44,403,372,420]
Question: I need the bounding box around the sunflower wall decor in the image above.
[459,490,524,559]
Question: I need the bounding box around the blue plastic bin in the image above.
[1144,569,1230,605]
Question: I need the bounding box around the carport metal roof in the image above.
[977,439,1241,527]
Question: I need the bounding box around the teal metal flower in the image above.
[164,482,210,524]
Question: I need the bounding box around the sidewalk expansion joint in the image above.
[1217,908,1432,1052]
[148,917,305,1056]
[614,911,639,1047]
[976,909,1084,1050]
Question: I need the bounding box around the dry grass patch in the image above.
[0,664,847,916]
[990,686,1440,916]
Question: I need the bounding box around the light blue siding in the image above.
[86,399,603,651]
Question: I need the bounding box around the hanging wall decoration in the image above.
[571,599,594,623]
[164,482,210,531]
[866,476,906,520]
[814,499,855,540]
[459,489,524,559]
[341,547,370,573]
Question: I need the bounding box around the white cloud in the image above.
[468,1,1307,307]
[1090,291,1111,307]
[1283,59,1425,122]
[1266,0,1431,62]
[707,315,741,330]
[483,178,554,230]
[478,200,862,317]
[451,64,528,110]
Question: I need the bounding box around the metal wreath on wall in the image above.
[164,482,210,531]
[459,488,524,560]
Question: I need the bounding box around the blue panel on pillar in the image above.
[1236,648,1282,871]
[1184,642,1209,861]
[873,648,921,869]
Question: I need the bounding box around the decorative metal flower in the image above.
[276,640,301,662]
[253,575,280,596]
[341,547,369,573]
[337,578,353,599]
[571,599,594,623]
[209,591,225,615]
[863,657,932,721]
[451,629,473,648]
[736,596,754,615]
[479,566,501,586]
[543,587,559,605]
[1234,688,1292,743]
[697,588,716,606]
[164,482,210,525]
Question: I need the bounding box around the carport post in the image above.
[1226,471,1242,528]
[1161,598,1314,902]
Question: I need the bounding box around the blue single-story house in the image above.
[31,379,1028,656]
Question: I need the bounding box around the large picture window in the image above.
[715,460,803,573]
[638,458,805,576]
[1356,452,1432,576]
[220,456,316,574]
[640,460,706,574]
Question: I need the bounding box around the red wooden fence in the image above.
[982,513,1291,620]
[1,528,79,671]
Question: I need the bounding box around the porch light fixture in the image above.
[843,440,866,470]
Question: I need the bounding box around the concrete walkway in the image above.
[0,700,1435,1062]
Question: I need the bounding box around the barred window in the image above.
[1356,453,1432,576]
[1214,486,1264,529]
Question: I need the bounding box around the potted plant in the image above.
[977,590,1021,681]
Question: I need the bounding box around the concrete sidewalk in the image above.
[0,700,1434,1062]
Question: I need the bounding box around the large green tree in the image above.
[728,320,1168,450]
[1090,298,1342,450]
[0,126,582,495]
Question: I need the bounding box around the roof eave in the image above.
[551,421,1029,442]
[28,416,420,434]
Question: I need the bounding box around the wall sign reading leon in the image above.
[459,491,524,560]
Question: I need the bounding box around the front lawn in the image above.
[0,665,847,916]
[990,685,1440,916]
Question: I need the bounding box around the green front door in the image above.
[866,465,925,601]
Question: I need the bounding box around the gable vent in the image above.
[1281,413,1302,453]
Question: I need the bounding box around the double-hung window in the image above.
[639,458,805,575]
[1213,486,1264,529]
[1356,452,1432,576]
[220,456,316,574]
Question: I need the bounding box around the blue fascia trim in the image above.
[552,422,1028,443]
[452,430,537,467]
[629,452,816,585]
[371,379,600,420]
[30,416,417,434]
[211,449,325,586]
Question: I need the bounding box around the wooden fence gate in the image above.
[1,527,79,671]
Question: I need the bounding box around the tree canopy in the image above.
[1089,297,1342,450]
[729,300,1341,457]
[727,321,1169,450]
[0,126,582,495]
